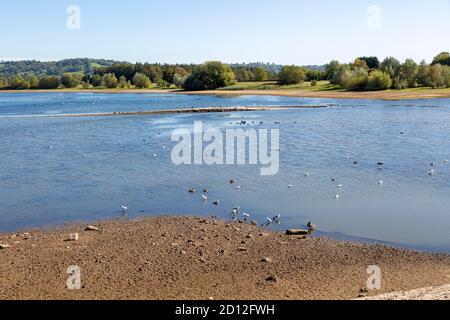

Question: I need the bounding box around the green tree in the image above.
[325,60,341,80]
[27,75,39,89]
[399,59,419,88]
[427,64,446,88]
[61,73,82,88]
[0,76,8,89]
[38,76,60,89]
[118,76,131,88]
[278,65,306,85]
[331,64,351,86]
[357,56,380,69]
[173,73,188,88]
[345,68,369,91]
[253,67,269,81]
[235,68,250,82]
[353,59,369,70]
[380,57,401,83]
[9,75,30,89]
[366,70,392,91]
[90,74,102,87]
[101,73,118,88]
[432,52,450,66]
[132,73,152,88]
[183,61,236,91]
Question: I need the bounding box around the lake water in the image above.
[1,92,450,252]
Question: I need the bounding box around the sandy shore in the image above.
[358,284,450,300]
[1,216,450,300]
[2,87,450,100]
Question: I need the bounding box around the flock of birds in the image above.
[116,126,450,231]
[118,155,449,229]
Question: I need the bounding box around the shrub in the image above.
[38,76,60,89]
[101,73,118,88]
[366,71,393,91]
[132,73,151,88]
[278,66,306,85]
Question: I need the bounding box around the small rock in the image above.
[85,226,99,232]
[189,189,196,193]
[246,235,254,239]
[266,275,278,282]
[203,189,209,193]
[69,233,79,241]
[251,221,258,226]
[286,229,309,236]
[238,247,248,252]
[261,257,272,263]
[0,244,10,249]
[171,242,179,247]
[358,288,369,297]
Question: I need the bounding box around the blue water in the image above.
[1,92,450,252]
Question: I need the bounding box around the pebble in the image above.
[85,226,99,232]
[0,244,10,249]
[261,257,272,263]
[189,189,196,193]
[238,247,248,252]
[266,275,279,282]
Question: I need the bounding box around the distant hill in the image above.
[0,58,120,76]
[229,63,284,74]
[230,62,325,73]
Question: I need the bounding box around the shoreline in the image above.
[1,87,450,100]
[1,216,449,300]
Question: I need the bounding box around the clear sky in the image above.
[0,0,449,65]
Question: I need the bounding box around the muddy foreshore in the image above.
[1,216,449,300]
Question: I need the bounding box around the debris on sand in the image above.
[286,229,309,236]
[85,226,99,232]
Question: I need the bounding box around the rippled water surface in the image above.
[1,92,450,252]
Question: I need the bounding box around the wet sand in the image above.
[2,87,450,100]
[1,216,449,300]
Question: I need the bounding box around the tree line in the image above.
[1,52,449,91]
[327,52,450,91]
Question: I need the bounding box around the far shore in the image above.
[2,86,450,100]
[1,216,449,300]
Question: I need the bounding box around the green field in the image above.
[219,80,339,91]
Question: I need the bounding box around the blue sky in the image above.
[0,0,449,65]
